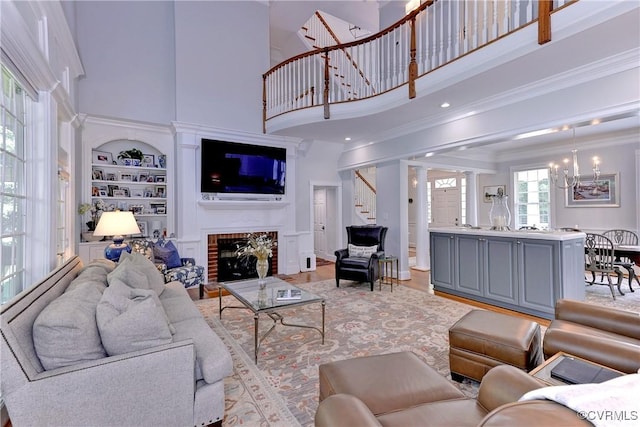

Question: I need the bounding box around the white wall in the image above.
[75,1,176,124]
[174,1,269,133]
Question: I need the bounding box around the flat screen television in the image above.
[201,139,286,196]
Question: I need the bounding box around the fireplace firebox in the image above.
[207,232,278,282]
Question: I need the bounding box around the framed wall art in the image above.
[565,173,619,208]
[483,185,506,203]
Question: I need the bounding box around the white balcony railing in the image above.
[263,0,576,131]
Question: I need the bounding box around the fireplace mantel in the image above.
[197,200,289,210]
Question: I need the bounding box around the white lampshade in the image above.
[93,211,141,237]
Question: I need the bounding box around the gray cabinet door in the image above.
[517,239,559,315]
[456,235,483,295]
[485,237,518,304]
[430,233,455,289]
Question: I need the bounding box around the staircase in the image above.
[355,169,376,224]
[298,11,376,101]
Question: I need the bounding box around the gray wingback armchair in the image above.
[335,225,388,291]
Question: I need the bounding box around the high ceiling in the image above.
[266,1,640,163]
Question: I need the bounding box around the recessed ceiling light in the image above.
[344,137,351,141]
[425,152,434,157]
[440,102,450,108]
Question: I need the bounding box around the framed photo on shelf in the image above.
[138,172,149,182]
[483,185,506,203]
[130,204,144,215]
[565,173,619,208]
[92,150,113,164]
[131,189,144,197]
[92,186,100,197]
[155,186,166,198]
[92,169,104,180]
[155,205,166,215]
[98,190,108,197]
[142,154,155,168]
[106,173,117,181]
[112,189,126,197]
[117,201,128,211]
[107,185,119,197]
[119,172,133,181]
[154,175,166,183]
[144,188,154,198]
[136,220,148,237]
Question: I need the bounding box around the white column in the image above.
[465,171,478,226]
[414,166,429,271]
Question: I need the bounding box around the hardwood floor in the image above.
[187,259,550,326]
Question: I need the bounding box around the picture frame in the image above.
[154,175,166,183]
[106,173,117,181]
[155,186,166,198]
[92,150,113,165]
[131,189,144,198]
[144,188,154,198]
[112,189,126,197]
[121,187,130,197]
[130,204,144,215]
[136,220,148,237]
[92,169,104,181]
[138,173,149,183]
[565,173,619,208]
[119,172,133,181]
[92,186,100,197]
[107,184,119,197]
[483,185,506,203]
[98,189,108,197]
[142,154,155,168]
[155,205,166,215]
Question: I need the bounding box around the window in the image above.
[426,181,432,224]
[514,168,550,230]
[460,176,467,225]
[434,177,456,188]
[1,67,27,304]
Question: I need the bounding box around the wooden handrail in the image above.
[355,170,376,194]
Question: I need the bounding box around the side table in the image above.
[529,352,623,386]
[378,256,398,292]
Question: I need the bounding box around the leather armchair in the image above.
[335,225,388,291]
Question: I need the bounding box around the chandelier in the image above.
[548,128,601,189]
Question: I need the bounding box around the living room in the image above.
[1,0,639,426]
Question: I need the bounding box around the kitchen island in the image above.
[429,227,586,319]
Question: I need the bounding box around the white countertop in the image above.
[429,227,586,241]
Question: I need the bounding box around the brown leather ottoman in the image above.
[449,310,543,382]
[319,351,465,416]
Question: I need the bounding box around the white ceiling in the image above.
[266,1,640,162]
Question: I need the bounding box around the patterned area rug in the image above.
[196,280,479,427]
[195,277,639,427]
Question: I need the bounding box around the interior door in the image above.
[314,189,327,256]
[431,187,460,227]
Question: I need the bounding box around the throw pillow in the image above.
[33,280,107,370]
[153,240,182,269]
[111,252,165,295]
[96,279,172,356]
[348,243,378,258]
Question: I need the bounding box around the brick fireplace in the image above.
[207,231,278,282]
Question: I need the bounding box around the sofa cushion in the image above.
[110,252,165,295]
[96,279,172,356]
[348,244,378,258]
[33,277,107,370]
[171,316,233,384]
[154,240,182,269]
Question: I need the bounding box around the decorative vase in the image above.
[256,257,269,285]
[489,194,511,231]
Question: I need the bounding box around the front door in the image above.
[431,187,460,227]
[314,189,327,256]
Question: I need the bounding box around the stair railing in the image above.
[263,0,575,132]
[355,170,376,223]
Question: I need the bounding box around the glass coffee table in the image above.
[219,276,325,363]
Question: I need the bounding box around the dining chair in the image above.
[602,229,639,291]
[584,233,624,299]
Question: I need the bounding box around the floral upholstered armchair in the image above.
[130,239,205,290]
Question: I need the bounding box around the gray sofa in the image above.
[1,255,232,427]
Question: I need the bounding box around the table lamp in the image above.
[93,210,141,261]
